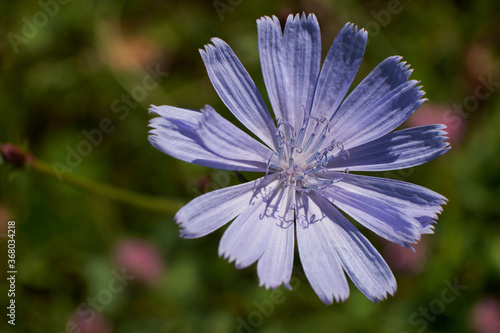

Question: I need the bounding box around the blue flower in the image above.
[149,13,449,304]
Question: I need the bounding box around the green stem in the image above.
[31,158,185,214]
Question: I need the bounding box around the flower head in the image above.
[149,13,449,304]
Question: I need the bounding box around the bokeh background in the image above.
[1,0,500,332]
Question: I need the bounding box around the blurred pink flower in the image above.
[383,241,427,274]
[113,238,164,286]
[407,104,466,145]
[471,297,500,333]
[69,311,113,333]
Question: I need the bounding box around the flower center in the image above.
[279,164,306,187]
[271,116,350,193]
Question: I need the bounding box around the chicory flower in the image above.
[149,13,449,304]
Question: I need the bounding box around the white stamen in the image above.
[265,116,350,194]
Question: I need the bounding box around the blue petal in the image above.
[197,105,280,169]
[309,193,397,302]
[257,187,295,289]
[257,13,321,130]
[336,174,447,216]
[341,80,425,149]
[219,179,283,269]
[295,192,350,304]
[310,23,367,120]
[326,56,421,149]
[200,38,277,150]
[283,13,321,128]
[257,16,286,122]
[327,124,450,171]
[417,216,438,234]
[149,105,267,171]
[176,174,279,239]
[322,173,447,247]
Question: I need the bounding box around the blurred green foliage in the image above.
[1,0,500,332]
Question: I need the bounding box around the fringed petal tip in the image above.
[401,216,439,248]
[393,55,414,75]
[286,12,319,25]
[258,12,319,27]
[178,230,200,239]
[147,106,162,135]
[218,250,237,266]
[199,38,227,52]
[148,104,159,115]
[258,279,291,290]
[320,294,348,306]
[433,129,452,153]
[256,14,280,26]
[370,285,397,303]
[175,215,198,239]
[431,124,453,151]
[344,21,368,37]
[381,55,414,82]
[218,250,253,271]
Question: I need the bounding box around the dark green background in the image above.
[1,0,500,332]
